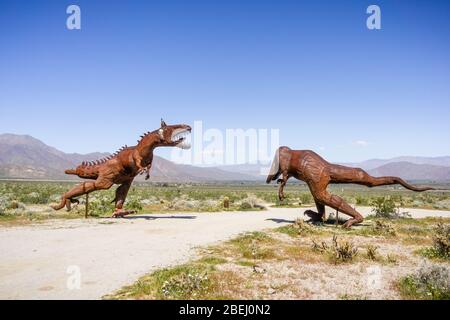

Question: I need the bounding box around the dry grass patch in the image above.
[312,235,359,264]
[107,216,450,300]
[106,260,246,300]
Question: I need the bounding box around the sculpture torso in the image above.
[267,146,433,228]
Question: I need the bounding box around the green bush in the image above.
[371,197,397,218]
[299,193,313,205]
[399,264,450,300]
[126,197,143,212]
[88,196,115,216]
[0,196,8,215]
[371,196,410,219]
[161,271,210,299]
[355,195,370,206]
[239,202,252,210]
[421,223,450,260]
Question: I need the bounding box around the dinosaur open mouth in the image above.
[171,129,191,149]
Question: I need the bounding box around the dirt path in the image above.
[1,207,449,300]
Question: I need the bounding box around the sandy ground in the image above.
[1,206,449,300]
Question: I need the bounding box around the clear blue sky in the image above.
[1,0,449,163]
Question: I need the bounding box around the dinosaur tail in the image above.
[266,148,281,183]
[391,177,435,192]
[64,162,99,180]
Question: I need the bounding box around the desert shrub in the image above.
[88,196,115,216]
[312,235,358,264]
[355,195,370,206]
[372,220,397,237]
[8,200,26,210]
[386,254,398,264]
[126,197,143,212]
[115,263,212,300]
[170,198,198,210]
[433,223,450,258]
[299,193,313,205]
[399,264,450,300]
[230,232,275,260]
[421,223,450,260]
[371,197,396,217]
[0,196,10,215]
[223,196,230,209]
[371,196,410,219]
[161,271,210,299]
[366,245,379,261]
[277,219,317,237]
[238,195,265,211]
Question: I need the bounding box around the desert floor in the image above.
[1,206,449,300]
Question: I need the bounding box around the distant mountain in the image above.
[0,134,109,179]
[218,164,267,179]
[219,155,450,182]
[148,156,256,182]
[1,134,449,182]
[0,134,255,182]
[344,156,450,171]
[367,162,450,181]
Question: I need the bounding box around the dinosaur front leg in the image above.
[144,163,152,180]
[111,181,136,218]
[134,152,148,175]
[51,179,113,211]
[277,172,289,201]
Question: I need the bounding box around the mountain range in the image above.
[0,134,253,182]
[0,133,449,182]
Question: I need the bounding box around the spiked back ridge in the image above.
[77,130,159,169]
[137,131,154,145]
[79,144,131,168]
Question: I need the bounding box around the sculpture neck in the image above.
[136,133,161,161]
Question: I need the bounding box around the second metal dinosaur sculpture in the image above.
[51,119,191,218]
[267,147,434,228]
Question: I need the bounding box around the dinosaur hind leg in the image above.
[304,200,326,223]
[111,180,135,218]
[51,179,113,211]
[310,186,363,228]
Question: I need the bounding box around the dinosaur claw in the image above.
[112,209,137,218]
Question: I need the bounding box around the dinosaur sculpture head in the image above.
[157,119,192,149]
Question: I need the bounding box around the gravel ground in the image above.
[0,206,449,300]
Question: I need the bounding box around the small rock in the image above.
[267,288,276,295]
[253,265,266,274]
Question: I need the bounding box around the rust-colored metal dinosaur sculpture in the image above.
[51,120,191,218]
[267,147,434,228]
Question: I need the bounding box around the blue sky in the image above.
[1,0,449,163]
